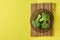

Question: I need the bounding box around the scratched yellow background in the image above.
[0,0,60,40]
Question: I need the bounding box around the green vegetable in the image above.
[42,21,49,29]
[36,14,41,21]
[32,20,41,28]
[32,12,50,29]
[39,12,50,22]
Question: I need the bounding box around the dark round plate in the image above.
[30,9,54,33]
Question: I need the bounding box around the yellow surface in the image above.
[0,0,60,40]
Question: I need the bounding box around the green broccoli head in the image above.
[42,21,49,29]
[32,14,41,28]
[39,12,50,22]
[32,20,41,28]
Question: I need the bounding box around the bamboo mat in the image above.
[31,3,54,36]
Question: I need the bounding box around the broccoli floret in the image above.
[42,21,49,29]
[39,12,50,22]
[36,14,41,21]
[32,20,41,28]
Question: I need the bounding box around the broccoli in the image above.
[36,14,41,21]
[39,12,50,22]
[42,21,49,29]
[32,14,41,28]
[32,12,50,29]
[32,20,41,28]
